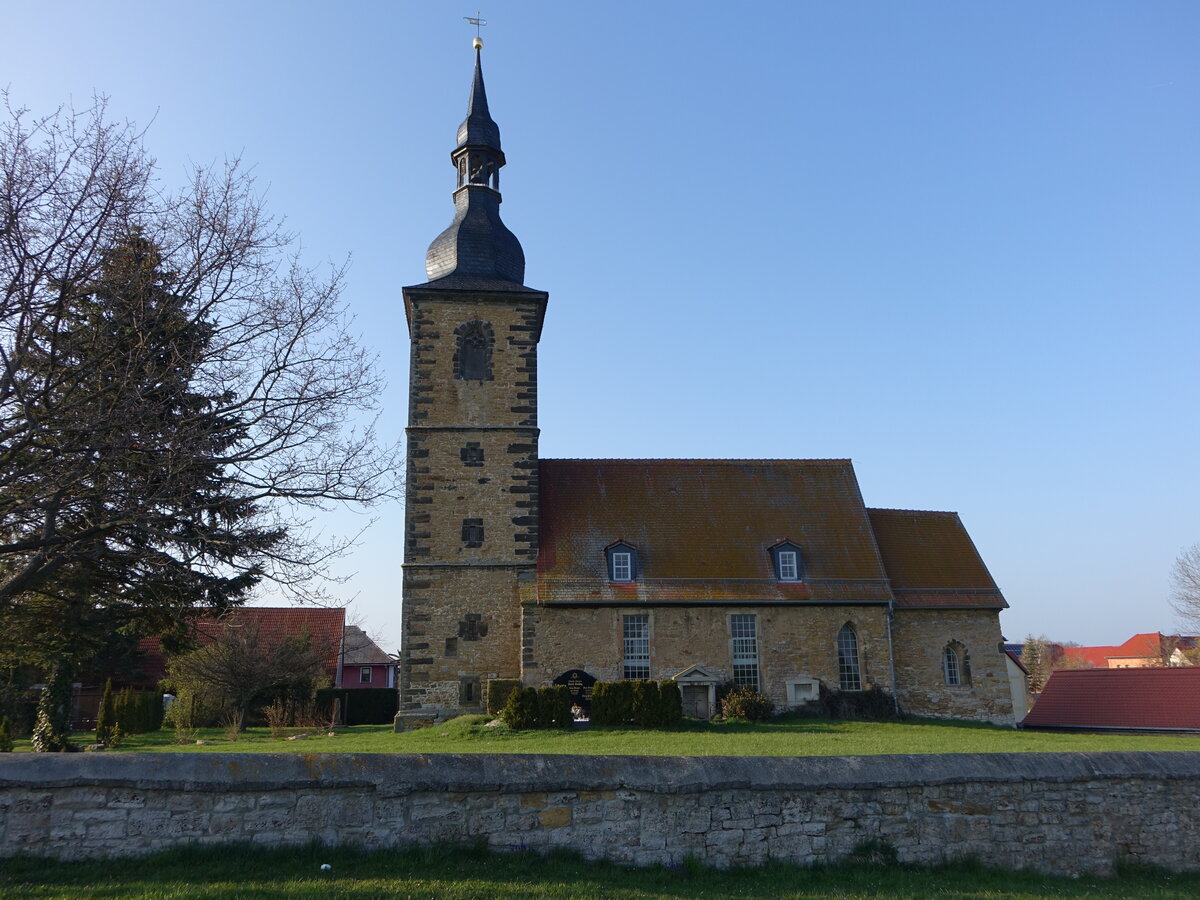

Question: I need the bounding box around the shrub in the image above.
[536,685,573,729]
[112,688,164,734]
[94,679,116,746]
[807,684,901,721]
[658,680,683,726]
[263,699,289,737]
[486,679,521,715]
[501,686,539,730]
[720,686,774,721]
[0,716,13,752]
[631,680,660,727]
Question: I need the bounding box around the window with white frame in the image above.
[623,614,650,680]
[359,666,372,684]
[730,614,760,691]
[837,624,862,691]
[612,552,632,582]
[777,550,798,581]
[943,645,961,686]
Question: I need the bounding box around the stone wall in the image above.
[3,752,1198,875]
[891,609,1014,725]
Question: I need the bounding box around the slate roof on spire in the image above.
[458,48,501,151]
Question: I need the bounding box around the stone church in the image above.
[398,45,1015,727]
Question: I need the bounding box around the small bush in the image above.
[0,716,13,752]
[486,679,521,715]
[94,679,116,746]
[658,680,683,726]
[536,685,573,729]
[263,699,289,737]
[720,686,774,721]
[501,686,539,730]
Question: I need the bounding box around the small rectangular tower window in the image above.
[461,518,484,547]
[460,443,485,466]
[623,614,650,680]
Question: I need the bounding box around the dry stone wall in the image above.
[3,752,1199,875]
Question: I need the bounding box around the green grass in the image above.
[10,714,1200,755]
[2,844,1199,899]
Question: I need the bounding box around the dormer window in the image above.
[605,541,638,583]
[769,541,803,582]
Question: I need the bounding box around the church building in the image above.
[398,44,1015,727]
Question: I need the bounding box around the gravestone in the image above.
[552,669,597,712]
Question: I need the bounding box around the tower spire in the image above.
[423,40,526,287]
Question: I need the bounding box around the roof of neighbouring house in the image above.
[136,607,346,685]
[1058,633,1198,668]
[536,459,1002,608]
[1022,667,1200,731]
[341,625,393,666]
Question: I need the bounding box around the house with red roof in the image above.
[1022,667,1200,732]
[394,46,1020,727]
[1059,633,1198,669]
[137,606,347,687]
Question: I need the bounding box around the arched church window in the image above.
[837,624,862,691]
[455,321,493,381]
[943,642,971,687]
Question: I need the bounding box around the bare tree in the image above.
[0,94,400,690]
[163,619,332,730]
[1171,544,1200,631]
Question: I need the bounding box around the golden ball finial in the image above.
[473,36,484,51]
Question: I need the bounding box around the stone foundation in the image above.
[3,752,1200,874]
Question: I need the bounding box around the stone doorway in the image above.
[681,684,710,719]
[672,664,721,720]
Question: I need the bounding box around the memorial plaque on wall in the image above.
[552,669,597,710]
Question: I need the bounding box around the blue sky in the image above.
[7,2,1198,652]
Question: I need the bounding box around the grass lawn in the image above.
[9,714,1200,755]
[2,844,1199,899]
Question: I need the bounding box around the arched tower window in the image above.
[455,321,494,381]
[836,624,862,692]
[943,642,971,687]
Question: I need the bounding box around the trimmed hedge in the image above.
[315,688,398,726]
[111,687,164,733]
[591,680,683,728]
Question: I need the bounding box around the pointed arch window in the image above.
[455,321,494,381]
[837,624,862,692]
[943,642,971,687]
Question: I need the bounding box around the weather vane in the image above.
[464,12,487,48]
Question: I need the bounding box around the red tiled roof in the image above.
[867,509,1006,610]
[1057,633,1197,669]
[1022,668,1200,731]
[538,459,893,605]
[137,607,346,685]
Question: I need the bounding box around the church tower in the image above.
[398,42,547,721]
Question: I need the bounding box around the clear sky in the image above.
[7,2,1198,652]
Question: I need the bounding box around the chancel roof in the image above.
[867,509,1007,609]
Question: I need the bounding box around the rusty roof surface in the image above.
[538,459,893,605]
[867,508,1006,610]
[1022,667,1200,731]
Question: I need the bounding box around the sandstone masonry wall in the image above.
[891,609,1014,725]
[525,605,892,708]
[3,753,1198,875]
